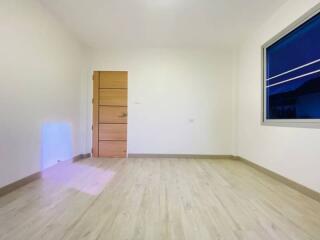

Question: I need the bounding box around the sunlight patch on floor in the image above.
[42,162,115,196]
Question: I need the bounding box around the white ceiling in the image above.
[40,0,287,49]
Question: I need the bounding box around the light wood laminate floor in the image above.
[0,158,320,240]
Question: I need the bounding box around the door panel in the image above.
[99,141,127,158]
[93,71,128,158]
[100,71,128,89]
[99,106,127,123]
[99,89,127,106]
[99,124,127,141]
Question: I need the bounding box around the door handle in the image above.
[120,113,127,118]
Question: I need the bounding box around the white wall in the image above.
[0,0,86,188]
[83,48,235,155]
[5,0,319,195]
[236,0,320,192]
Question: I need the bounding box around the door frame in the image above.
[92,71,100,157]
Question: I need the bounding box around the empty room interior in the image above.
[1,0,320,239]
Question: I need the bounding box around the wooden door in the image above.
[92,71,128,158]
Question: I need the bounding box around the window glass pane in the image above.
[267,74,320,119]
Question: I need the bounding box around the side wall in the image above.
[0,0,86,187]
[236,0,320,192]
[83,48,236,155]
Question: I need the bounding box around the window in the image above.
[263,8,320,123]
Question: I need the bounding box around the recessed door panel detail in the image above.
[99,106,127,123]
[99,124,127,141]
[99,89,127,106]
[99,141,127,158]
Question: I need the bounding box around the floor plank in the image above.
[0,158,319,240]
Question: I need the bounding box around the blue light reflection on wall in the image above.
[41,122,73,170]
